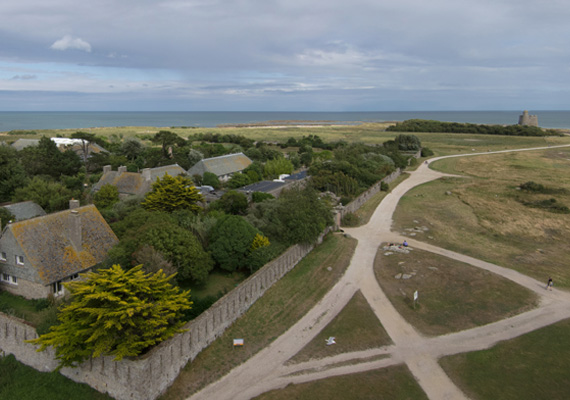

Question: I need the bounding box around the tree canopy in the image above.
[141,173,203,213]
[27,265,191,368]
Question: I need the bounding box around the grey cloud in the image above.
[10,74,37,80]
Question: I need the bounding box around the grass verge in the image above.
[373,245,538,336]
[440,318,570,400]
[0,291,59,334]
[161,233,357,399]
[288,290,392,364]
[393,148,570,288]
[345,173,410,227]
[0,354,112,400]
[252,364,428,400]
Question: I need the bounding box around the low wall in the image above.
[1,229,331,400]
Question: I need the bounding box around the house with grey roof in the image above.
[92,164,187,198]
[188,153,252,182]
[0,200,118,299]
[1,201,46,222]
[10,137,107,159]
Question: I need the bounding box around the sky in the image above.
[1,0,569,111]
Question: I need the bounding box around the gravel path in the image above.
[189,145,570,400]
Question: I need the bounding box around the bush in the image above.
[251,191,275,203]
[421,147,434,157]
[380,182,389,191]
[341,212,360,227]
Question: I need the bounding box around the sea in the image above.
[1,111,570,132]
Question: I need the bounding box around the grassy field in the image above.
[161,233,357,399]
[0,291,58,334]
[3,123,568,154]
[253,364,428,400]
[288,290,392,364]
[373,245,538,336]
[440,318,570,400]
[393,148,570,288]
[0,354,112,400]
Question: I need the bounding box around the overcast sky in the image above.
[1,0,569,111]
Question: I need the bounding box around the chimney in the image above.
[103,165,112,174]
[69,199,80,209]
[118,166,127,174]
[142,168,151,181]
[68,210,82,250]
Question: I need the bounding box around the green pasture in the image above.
[393,148,570,288]
[288,290,392,364]
[440,318,570,400]
[253,364,428,400]
[374,246,538,336]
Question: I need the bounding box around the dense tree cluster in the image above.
[28,265,191,368]
[387,119,558,136]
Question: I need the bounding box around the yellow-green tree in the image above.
[27,265,191,368]
[141,173,203,213]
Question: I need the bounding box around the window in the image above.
[15,255,24,265]
[53,281,64,296]
[0,252,6,261]
[1,273,17,285]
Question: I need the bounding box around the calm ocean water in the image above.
[1,111,570,131]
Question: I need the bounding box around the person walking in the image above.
[546,277,553,291]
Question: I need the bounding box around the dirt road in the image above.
[189,145,570,400]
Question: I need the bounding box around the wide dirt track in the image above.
[188,145,570,400]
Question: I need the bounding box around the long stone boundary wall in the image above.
[0,151,420,400]
[1,229,331,400]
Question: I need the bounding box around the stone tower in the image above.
[518,110,538,127]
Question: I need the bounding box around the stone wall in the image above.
[0,154,420,399]
[0,232,328,400]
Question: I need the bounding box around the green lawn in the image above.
[253,364,428,400]
[374,245,538,336]
[0,291,58,334]
[161,233,357,399]
[289,290,392,364]
[0,354,112,400]
[440,318,570,400]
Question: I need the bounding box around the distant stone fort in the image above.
[518,110,538,127]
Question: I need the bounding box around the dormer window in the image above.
[15,255,24,265]
[0,252,6,261]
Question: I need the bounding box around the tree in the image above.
[0,145,26,202]
[263,157,294,179]
[0,208,15,230]
[211,190,249,215]
[227,172,250,189]
[71,132,97,164]
[12,176,74,213]
[394,134,421,151]
[27,265,191,368]
[187,149,204,168]
[93,183,120,209]
[151,131,183,158]
[121,138,145,161]
[202,171,221,189]
[209,215,260,272]
[141,173,203,213]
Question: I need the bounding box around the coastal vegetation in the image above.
[387,119,559,136]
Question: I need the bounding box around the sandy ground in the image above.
[188,145,570,400]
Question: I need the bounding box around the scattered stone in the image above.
[428,266,439,271]
[395,273,402,279]
[398,261,405,265]
[422,226,429,231]
[428,236,434,240]
[413,220,419,224]
[410,233,416,236]
[402,274,413,280]
[327,267,332,272]
[445,191,452,195]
